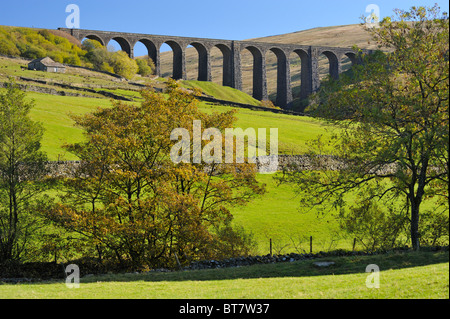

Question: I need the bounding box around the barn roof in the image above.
[29,57,65,67]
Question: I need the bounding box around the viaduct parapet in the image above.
[59,28,371,109]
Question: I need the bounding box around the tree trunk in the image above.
[410,203,420,251]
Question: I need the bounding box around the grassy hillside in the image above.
[1,55,336,160]
[21,90,334,161]
[180,80,261,106]
[0,56,141,90]
[1,250,447,299]
[27,93,114,160]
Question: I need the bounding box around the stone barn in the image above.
[28,57,66,73]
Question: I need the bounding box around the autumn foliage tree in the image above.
[46,79,264,268]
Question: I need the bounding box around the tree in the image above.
[46,79,263,267]
[83,39,111,71]
[282,5,449,251]
[82,39,139,79]
[0,81,49,261]
[82,38,104,52]
[110,51,139,80]
[136,57,155,77]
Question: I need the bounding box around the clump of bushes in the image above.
[82,39,139,79]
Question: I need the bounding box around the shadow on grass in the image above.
[78,249,449,284]
[2,249,447,286]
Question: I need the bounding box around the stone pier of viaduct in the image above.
[59,28,371,109]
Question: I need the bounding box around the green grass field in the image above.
[1,250,448,299]
[230,174,348,255]
[26,93,115,160]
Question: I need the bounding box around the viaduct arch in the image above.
[59,28,371,110]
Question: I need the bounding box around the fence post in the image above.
[353,238,357,252]
[310,236,313,254]
[270,238,273,257]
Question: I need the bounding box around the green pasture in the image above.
[15,91,334,161]
[230,173,347,255]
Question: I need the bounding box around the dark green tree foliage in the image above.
[0,81,49,261]
[282,5,449,251]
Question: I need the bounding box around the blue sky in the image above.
[1,0,448,55]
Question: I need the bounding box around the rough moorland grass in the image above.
[1,250,447,299]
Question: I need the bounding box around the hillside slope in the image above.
[247,24,377,48]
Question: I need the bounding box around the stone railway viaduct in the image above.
[59,28,371,109]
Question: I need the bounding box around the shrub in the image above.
[420,210,449,246]
[63,54,81,66]
[136,57,155,77]
[0,38,20,56]
[110,51,139,79]
[22,45,46,60]
[339,199,410,250]
[260,99,279,109]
